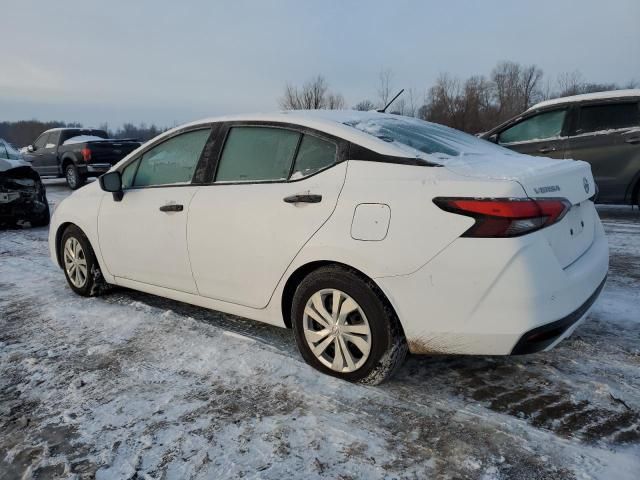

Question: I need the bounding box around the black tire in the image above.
[291,265,408,385]
[29,203,50,227]
[65,163,85,190]
[60,225,105,296]
[29,184,50,227]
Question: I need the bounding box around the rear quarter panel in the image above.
[284,160,526,279]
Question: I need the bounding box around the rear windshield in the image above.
[60,130,108,143]
[344,116,512,160]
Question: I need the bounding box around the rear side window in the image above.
[133,128,211,187]
[291,135,337,179]
[499,110,567,144]
[576,103,639,134]
[0,142,7,159]
[215,127,300,182]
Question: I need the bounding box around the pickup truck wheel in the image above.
[65,164,85,190]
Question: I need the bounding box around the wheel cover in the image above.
[302,289,372,373]
[63,237,88,288]
[66,166,76,188]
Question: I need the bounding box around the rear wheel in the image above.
[60,225,105,296]
[65,164,85,190]
[291,266,407,384]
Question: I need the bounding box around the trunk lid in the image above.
[444,153,598,268]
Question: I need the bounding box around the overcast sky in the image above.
[2,0,638,128]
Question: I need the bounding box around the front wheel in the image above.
[65,164,85,190]
[60,225,104,296]
[291,266,408,384]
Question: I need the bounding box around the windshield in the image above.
[1,141,22,160]
[344,116,513,160]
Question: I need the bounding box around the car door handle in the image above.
[283,194,322,204]
[538,146,557,153]
[625,137,640,144]
[159,204,184,212]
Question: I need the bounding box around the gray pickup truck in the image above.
[23,128,140,189]
[482,90,640,206]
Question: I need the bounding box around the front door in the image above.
[497,108,569,160]
[26,132,58,176]
[188,125,347,308]
[97,127,213,293]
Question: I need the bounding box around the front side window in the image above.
[33,133,49,150]
[121,158,140,189]
[215,127,300,182]
[576,103,639,134]
[291,135,337,179]
[499,110,567,144]
[133,128,211,187]
[45,131,60,149]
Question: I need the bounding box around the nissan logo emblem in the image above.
[583,177,590,194]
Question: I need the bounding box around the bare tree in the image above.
[377,68,393,108]
[354,99,376,111]
[326,92,346,110]
[279,75,344,110]
[520,65,544,110]
[556,70,585,97]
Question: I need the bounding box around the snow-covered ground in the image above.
[1,180,639,479]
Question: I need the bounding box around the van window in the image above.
[576,103,639,134]
[499,110,567,144]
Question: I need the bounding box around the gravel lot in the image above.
[1,180,639,479]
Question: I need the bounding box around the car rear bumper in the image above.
[376,213,609,355]
[78,163,112,176]
[510,275,606,354]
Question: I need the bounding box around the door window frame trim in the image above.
[116,124,217,191]
[205,121,347,186]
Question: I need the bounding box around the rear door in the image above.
[497,108,569,160]
[188,123,347,308]
[565,100,640,203]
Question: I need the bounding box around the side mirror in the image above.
[27,145,35,152]
[99,171,124,201]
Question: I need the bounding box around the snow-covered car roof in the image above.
[528,89,640,111]
[157,110,509,162]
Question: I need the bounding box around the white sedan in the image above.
[48,111,609,383]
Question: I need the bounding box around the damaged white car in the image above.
[48,111,609,383]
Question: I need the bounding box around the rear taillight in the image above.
[81,147,91,162]
[433,197,571,238]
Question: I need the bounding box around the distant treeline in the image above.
[281,60,639,134]
[0,121,166,148]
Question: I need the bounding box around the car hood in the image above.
[0,157,32,173]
